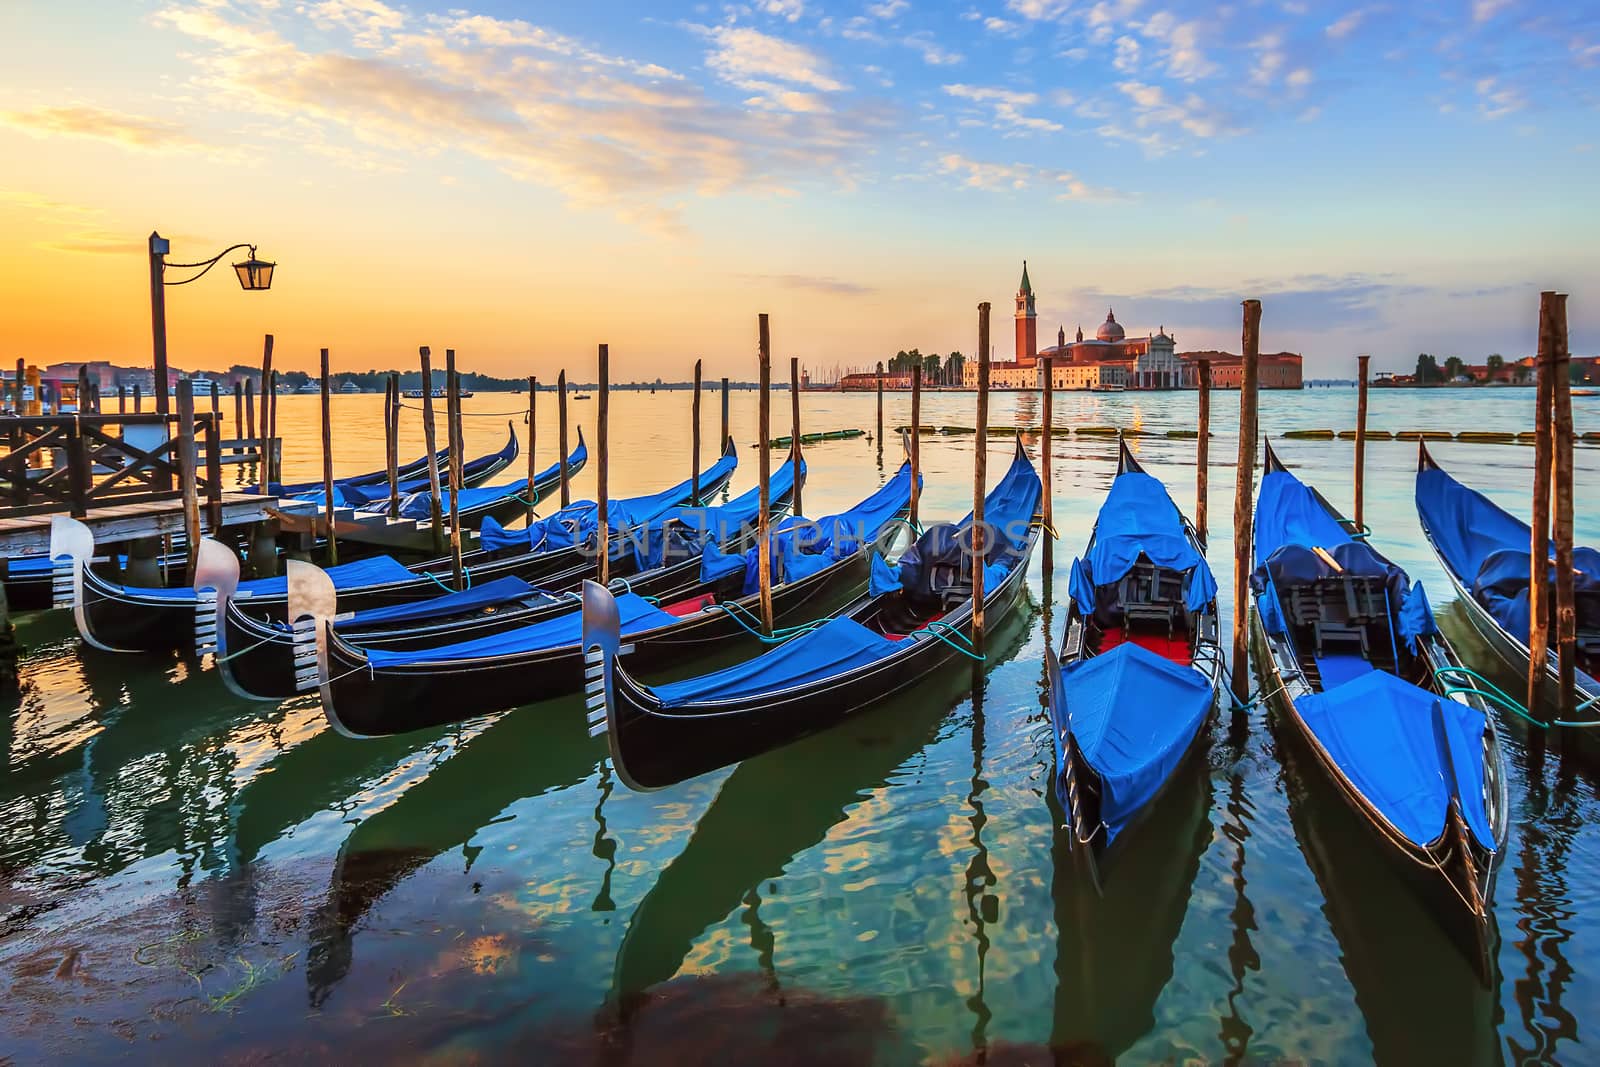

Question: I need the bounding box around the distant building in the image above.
[1178,350,1304,389]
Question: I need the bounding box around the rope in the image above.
[1432,665,1549,728]
[909,619,984,660]
[707,600,824,643]
[418,568,471,592]
[211,630,282,664]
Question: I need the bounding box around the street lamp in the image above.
[147,230,276,415]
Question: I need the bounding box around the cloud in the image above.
[1326,8,1372,39]
[0,104,208,152]
[1073,273,1425,332]
[705,26,848,93]
[153,3,884,235]
[1112,35,1141,72]
[1472,0,1515,22]
[937,153,1129,201]
[1474,75,1526,118]
[743,272,876,294]
[984,17,1021,35]
[903,32,963,65]
[1006,0,1074,20]
[943,83,1062,131]
[1136,11,1217,81]
[37,233,154,256]
[1116,81,1240,139]
[757,0,808,21]
[867,0,909,16]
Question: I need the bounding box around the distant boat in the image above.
[1091,383,1127,392]
[573,393,592,400]
[340,381,359,394]
[296,383,319,394]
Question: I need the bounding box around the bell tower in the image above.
[1015,260,1037,363]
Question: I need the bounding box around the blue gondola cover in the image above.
[1054,641,1213,846]
[1068,470,1216,615]
[340,576,545,628]
[1254,467,1353,566]
[1295,668,1495,850]
[652,616,900,708]
[142,554,417,601]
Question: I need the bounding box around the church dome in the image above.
[1096,308,1125,342]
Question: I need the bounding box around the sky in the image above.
[0,0,1596,380]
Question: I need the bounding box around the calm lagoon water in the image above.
[2,385,1598,1063]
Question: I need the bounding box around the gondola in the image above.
[314,460,915,737]
[583,438,1042,791]
[1249,439,1510,980]
[1047,438,1221,878]
[8,426,547,615]
[256,422,520,499]
[350,427,585,532]
[1415,441,1600,733]
[51,438,738,654]
[206,452,804,701]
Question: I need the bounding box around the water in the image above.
[3,386,1599,1063]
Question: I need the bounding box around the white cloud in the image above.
[1006,0,1074,20]
[867,0,910,16]
[904,32,963,64]
[1474,75,1526,118]
[1112,35,1141,72]
[1285,67,1313,90]
[1117,80,1239,138]
[984,16,1021,35]
[757,0,808,21]
[1472,0,1514,21]
[944,83,1062,131]
[937,152,1129,200]
[1136,11,1217,81]
[705,26,848,93]
[1325,8,1369,39]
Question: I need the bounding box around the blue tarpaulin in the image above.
[1417,463,1600,643]
[385,435,588,521]
[894,447,1040,598]
[340,576,546,629]
[652,616,900,708]
[1296,668,1496,850]
[366,591,673,668]
[479,445,738,553]
[141,554,417,602]
[1067,470,1216,616]
[1254,467,1353,567]
[1053,641,1213,846]
[635,455,801,570]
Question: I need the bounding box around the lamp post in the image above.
[148,230,275,414]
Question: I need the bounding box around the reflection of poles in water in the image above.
[1217,772,1258,1063]
[740,884,781,1000]
[964,678,996,1059]
[1510,765,1580,1061]
[592,760,617,913]
[1037,567,1055,723]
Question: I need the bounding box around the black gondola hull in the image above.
[323,550,868,737]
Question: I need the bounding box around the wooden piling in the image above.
[1529,302,1555,716]
[77,365,90,415]
[721,376,731,448]
[790,357,804,519]
[1354,354,1371,532]
[1548,293,1576,716]
[419,347,446,555]
[1197,359,1211,544]
[243,378,255,454]
[319,348,338,567]
[204,405,223,531]
[758,315,774,634]
[12,359,21,413]
[526,374,538,520]
[385,374,401,519]
[133,383,142,414]
[118,385,127,414]
[597,345,611,586]
[232,381,243,455]
[446,350,464,589]
[558,370,571,507]
[973,303,991,652]
[876,360,885,455]
[176,380,202,580]
[910,365,922,530]
[1231,300,1262,704]
[692,360,703,505]
[260,334,276,489]
[1040,354,1054,569]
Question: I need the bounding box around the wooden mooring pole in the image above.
[910,365,922,530]
[1549,293,1576,717]
[1231,299,1262,705]
[320,348,338,567]
[1354,354,1371,533]
[558,370,571,507]
[386,372,401,519]
[790,357,804,519]
[232,381,244,455]
[133,383,142,414]
[177,379,202,580]
[1040,354,1054,571]
[243,379,255,459]
[527,375,538,521]
[597,345,611,586]
[973,303,991,653]
[447,349,464,589]
[420,346,446,555]
[876,360,885,457]
[721,376,731,448]
[692,360,703,505]
[259,334,274,486]
[758,315,774,634]
[1529,302,1555,719]
[1197,359,1211,544]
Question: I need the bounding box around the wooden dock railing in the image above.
[0,411,271,519]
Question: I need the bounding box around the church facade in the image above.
[963,263,1302,390]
